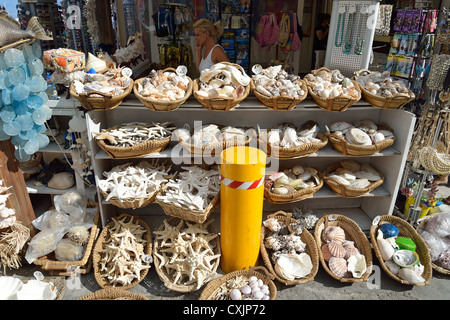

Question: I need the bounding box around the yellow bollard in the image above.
[220,146,266,274]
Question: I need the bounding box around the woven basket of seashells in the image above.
[93,122,176,159]
[133,66,193,112]
[70,67,134,111]
[193,62,251,111]
[304,67,361,112]
[321,160,385,198]
[199,266,277,300]
[314,214,373,283]
[77,287,148,300]
[264,166,323,204]
[416,213,450,276]
[92,214,152,290]
[370,215,432,285]
[325,120,395,156]
[98,161,173,210]
[353,69,415,110]
[250,64,308,111]
[258,121,328,159]
[153,217,221,293]
[174,124,256,157]
[260,211,319,285]
[33,202,101,275]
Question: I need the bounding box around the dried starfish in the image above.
[154,219,184,247]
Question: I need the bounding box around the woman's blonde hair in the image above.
[193,19,224,40]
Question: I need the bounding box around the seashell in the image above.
[339,160,361,172]
[291,165,304,176]
[372,132,385,144]
[330,88,340,98]
[222,85,234,96]
[273,186,289,195]
[0,276,23,300]
[397,268,425,284]
[256,85,271,96]
[207,89,219,98]
[305,73,316,82]
[297,170,312,181]
[328,257,348,278]
[16,279,57,300]
[342,241,360,259]
[377,130,394,139]
[328,174,351,186]
[331,70,344,83]
[274,253,313,280]
[353,170,381,181]
[234,85,245,98]
[230,288,242,300]
[176,65,187,77]
[355,119,377,132]
[330,121,353,133]
[85,53,107,73]
[322,244,333,261]
[327,240,346,258]
[379,223,399,239]
[48,172,75,190]
[209,78,224,89]
[196,90,209,98]
[323,226,346,243]
[319,88,331,98]
[348,178,371,189]
[335,168,356,181]
[316,70,329,80]
[385,260,401,275]
[263,218,282,232]
[313,82,325,92]
[346,128,372,146]
[347,253,367,278]
[252,64,263,75]
[376,230,395,261]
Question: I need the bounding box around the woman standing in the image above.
[194,19,229,73]
[313,13,330,69]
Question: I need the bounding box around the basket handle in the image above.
[267,210,292,220]
[248,266,275,281]
[78,90,113,110]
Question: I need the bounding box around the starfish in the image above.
[154,219,184,247]
[183,221,210,236]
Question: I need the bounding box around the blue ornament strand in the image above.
[343,12,355,55]
[334,12,346,48]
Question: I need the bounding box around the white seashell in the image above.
[376,230,395,261]
[230,288,242,300]
[85,53,107,73]
[385,260,400,275]
[328,174,351,186]
[346,128,372,146]
[241,285,251,295]
[330,88,340,98]
[340,160,361,172]
[330,121,353,133]
[274,253,313,280]
[377,130,394,139]
[267,130,281,145]
[176,65,187,76]
[273,186,289,195]
[319,88,331,98]
[372,132,385,144]
[48,172,75,190]
[348,178,371,189]
[353,170,381,181]
[256,85,271,96]
[347,253,367,278]
[209,78,224,89]
[0,276,23,300]
[292,165,304,176]
[252,64,263,75]
[398,268,425,284]
[196,90,209,98]
[313,82,325,92]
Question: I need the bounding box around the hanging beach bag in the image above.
[278,13,290,47]
[290,12,302,51]
[255,15,268,48]
[268,13,279,47]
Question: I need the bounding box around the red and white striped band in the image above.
[220,175,264,190]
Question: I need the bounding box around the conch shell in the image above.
[347,253,367,278]
[85,53,107,73]
[376,229,395,261]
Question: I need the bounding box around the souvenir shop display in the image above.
[93,213,152,289]
[325,119,395,156]
[260,211,319,285]
[304,67,361,112]
[370,215,432,286]
[133,65,193,111]
[264,165,323,204]
[322,160,385,198]
[314,214,372,282]
[93,122,176,159]
[153,217,221,292]
[250,64,307,111]
[258,121,328,158]
[417,213,450,275]
[193,62,251,111]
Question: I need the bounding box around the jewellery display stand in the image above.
[325,0,380,77]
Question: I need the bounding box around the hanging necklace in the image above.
[335,12,346,47]
[343,12,355,54]
[354,11,365,55]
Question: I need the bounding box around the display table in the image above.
[84,95,416,233]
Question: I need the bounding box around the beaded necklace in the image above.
[343,12,355,54]
[334,12,346,48]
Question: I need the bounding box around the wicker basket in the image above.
[326,123,395,156]
[153,217,221,293]
[70,80,134,111]
[156,183,220,224]
[353,69,415,109]
[92,213,152,290]
[322,162,385,198]
[264,175,323,204]
[260,211,319,285]
[133,68,193,112]
[370,215,432,285]
[305,67,361,112]
[193,62,250,111]
[100,187,161,210]
[417,213,450,275]
[177,124,255,157]
[33,202,101,276]
[259,132,328,159]
[251,79,308,110]
[77,287,148,300]
[314,214,373,282]
[94,125,172,159]
[199,266,277,300]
